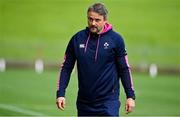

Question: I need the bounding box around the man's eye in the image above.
[88,17,93,21]
[95,19,101,22]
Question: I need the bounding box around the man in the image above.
[56,3,135,116]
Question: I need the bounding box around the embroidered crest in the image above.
[104,42,109,49]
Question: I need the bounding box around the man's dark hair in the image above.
[87,3,108,20]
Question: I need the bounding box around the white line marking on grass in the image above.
[0,104,45,116]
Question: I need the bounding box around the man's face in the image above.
[87,11,107,34]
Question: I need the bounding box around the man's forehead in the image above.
[88,11,104,19]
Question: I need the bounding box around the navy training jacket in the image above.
[57,23,135,102]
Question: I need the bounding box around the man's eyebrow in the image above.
[88,16,101,20]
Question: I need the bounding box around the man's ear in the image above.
[104,20,107,24]
[104,18,107,23]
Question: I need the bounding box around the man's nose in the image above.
[92,20,96,25]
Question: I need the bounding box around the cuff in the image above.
[56,90,65,98]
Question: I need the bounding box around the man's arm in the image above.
[114,35,135,113]
[117,54,135,114]
[117,55,135,100]
[56,38,76,110]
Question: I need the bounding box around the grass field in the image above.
[0,69,180,116]
[0,0,180,67]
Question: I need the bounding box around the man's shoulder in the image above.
[108,30,124,42]
[74,28,87,37]
[108,30,121,37]
[70,28,88,43]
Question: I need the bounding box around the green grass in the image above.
[0,0,180,67]
[0,69,180,116]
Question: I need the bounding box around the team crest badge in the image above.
[104,42,109,49]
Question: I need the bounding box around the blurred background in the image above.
[0,0,180,116]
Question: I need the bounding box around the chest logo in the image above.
[104,42,109,49]
[79,44,85,48]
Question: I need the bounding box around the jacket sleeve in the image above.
[56,37,76,98]
[115,36,135,100]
